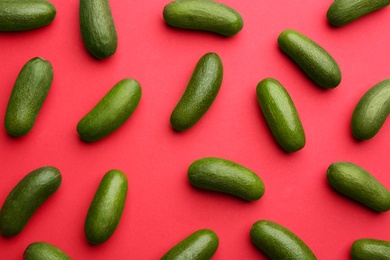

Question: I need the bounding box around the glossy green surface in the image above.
[256,78,305,152]
[5,57,53,137]
[161,229,219,260]
[351,238,390,260]
[77,78,142,142]
[24,242,71,260]
[163,0,243,36]
[327,162,390,212]
[278,29,341,89]
[0,166,61,237]
[351,78,390,140]
[250,220,317,260]
[170,52,223,131]
[85,170,128,244]
[188,157,264,201]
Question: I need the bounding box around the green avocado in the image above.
[170,52,223,131]
[0,1,56,31]
[24,242,71,260]
[161,229,219,260]
[278,29,342,88]
[0,166,61,237]
[250,220,317,260]
[327,162,390,212]
[163,0,243,36]
[5,57,53,137]
[256,78,305,152]
[85,170,128,244]
[188,157,265,201]
[351,78,390,140]
[351,238,390,260]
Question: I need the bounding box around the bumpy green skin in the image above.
[77,78,142,142]
[188,157,265,201]
[256,78,305,152]
[327,0,390,27]
[80,0,118,59]
[327,162,390,212]
[351,238,390,260]
[351,78,390,140]
[161,229,219,260]
[0,1,56,31]
[170,52,223,131]
[24,242,71,260]
[250,220,317,260]
[85,170,128,244]
[163,0,243,36]
[0,166,61,237]
[5,57,53,137]
[278,29,342,89]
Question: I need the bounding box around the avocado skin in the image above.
[77,78,142,142]
[161,229,219,260]
[0,1,56,31]
[0,166,61,237]
[85,170,128,244]
[5,57,53,137]
[278,29,342,89]
[256,78,305,153]
[24,242,71,260]
[351,238,390,260]
[327,162,390,212]
[188,157,265,201]
[80,0,118,59]
[250,220,317,260]
[351,78,390,140]
[170,52,223,131]
[163,0,243,36]
[327,0,390,27]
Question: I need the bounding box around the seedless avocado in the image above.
[327,0,390,26]
[351,238,390,260]
[188,157,265,201]
[278,29,342,88]
[170,52,223,131]
[256,78,305,152]
[77,78,141,142]
[80,0,118,58]
[85,170,128,244]
[0,1,56,31]
[163,0,243,36]
[161,229,219,260]
[24,242,71,260]
[250,220,317,260]
[5,57,53,137]
[0,166,61,237]
[327,162,390,212]
[351,78,390,140]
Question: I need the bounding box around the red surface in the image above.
[0,1,389,259]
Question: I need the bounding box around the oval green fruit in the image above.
[256,78,305,152]
[351,78,390,140]
[0,166,61,237]
[24,242,71,260]
[250,220,317,260]
[85,170,128,244]
[77,78,142,142]
[170,52,223,131]
[188,157,264,201]
[351,238,390,260]
[278,29,342,88]
[327,162,390,212]
[0,1,56,31]
[327,0,390,27]
[5,57,53,137]
[161,229,219,260]
[80,0,118,58]
[163,0,243,36]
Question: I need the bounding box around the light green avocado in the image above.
[24,242,71,260]
[351,238,390,260]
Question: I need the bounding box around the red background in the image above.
[0,0,389,259]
